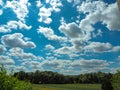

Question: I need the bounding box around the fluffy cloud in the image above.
[67,0,73,3]
[102,3,120,30]
[41,60,71,69]
[22,61,41,70]
[84,42,120,53]
[0,55,15,65]
[59,22,84,39]
[8,48,36,60]
[38,7,52,24]
[54,46,73,54]
[0,0,3,15]
[5,0,30,21]
[84,42,112,53]
[37,0,63,24]
[45,44,55,50]
[0,45,6,54]
[71,59,109,70]
[59,22,90,50]
[47,0,63,12]
[0,20,32,33]
[38,26,67,41]
[39,58,111,74]
[78,1,120,31]
[1,33,36,48]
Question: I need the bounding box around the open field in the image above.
[33,84,101,90]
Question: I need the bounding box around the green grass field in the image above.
[33,84,101,90]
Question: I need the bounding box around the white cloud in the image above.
[54,46,75,55]
[0,0,3,15]
[39,58,111,74]
[77,1,120,31]
[59,22,90,50]
[84,42,120,53]
[59,22,91,41]
[22,61,41,70]
[37,26,67,41]
[0,9,3,15]
[38,6,52,24]
[84,42,112,53]
[102,3,120,30]
[41,59,71,69]
[111,46,120,52]
[8,48,36,60]
[0,20,32,33]
[1,33,36,48]
[5,0,30,21]
[0,55,15,65]
[67,0,73,3]
[45,44,55,50]
[0,45,6,54]
[14,66,27,71]
[48,0,63,12]
[37,0,63,24]
[36,0,42,7]
[59,22,83,39]
[71,59,109,69]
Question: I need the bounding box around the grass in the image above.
[33,84,101,90]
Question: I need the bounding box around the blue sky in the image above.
[0,0,120,75]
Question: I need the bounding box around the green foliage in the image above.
[101,79,113,90]
[33,84,101,90]
[0,65,32,90]
[14,70,113,84]
[112,70,120,90]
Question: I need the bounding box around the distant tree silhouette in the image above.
[101,79,113,90]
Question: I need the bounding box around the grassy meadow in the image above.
[33,84,101,90]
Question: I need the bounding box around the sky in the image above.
[0,0,120,75]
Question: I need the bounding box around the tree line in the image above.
[14,70,112,84]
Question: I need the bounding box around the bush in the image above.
[112,71,120,90]
[101,79,113,90]
[0,65,32,90]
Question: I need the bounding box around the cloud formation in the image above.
[0,20,31,33]
[0,55,14,65]
[0,45,6,54]
[1,33,36,48]
[38,26,67,41]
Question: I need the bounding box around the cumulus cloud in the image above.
[84,42,120,53]
[37,26,67,41]
[5,0,30,21]
[102,3,120,30]
[1,33,36,48]
[41,60,71,69]
[77,1,120,31]
[39,58,111,74]
[38,6,52,24]
[22,61,41,70]
[59,22,90,50]
[45,44,55,50]
[47,0,63,12]
[71,59,109,70]
[0,20,32,33]
[8,48,36,60]
[37,0,63,24]
[59,22,84,39]
[0,45,6,54]
[0,55,15,65]
[54,46,75,55]
[84,42,112,53]
[0,0,4,15]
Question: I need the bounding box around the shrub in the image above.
[0,65,32,90]
[101,79,113,90]
[112,71,120,90]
